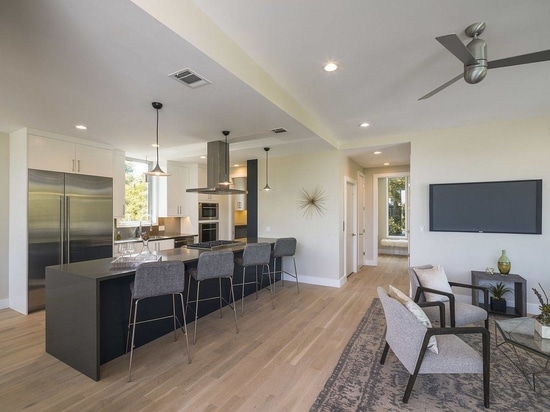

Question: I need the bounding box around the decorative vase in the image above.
[497,249,511,275]
[490,297,507,313]
[534,318,550,339]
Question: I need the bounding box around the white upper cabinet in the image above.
[28,134,113,177]
[113,151,126,218]
[167,162,190,216]
[233,177,247,210]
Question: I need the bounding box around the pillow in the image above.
[388,285,438,354]
[413,265,453,302]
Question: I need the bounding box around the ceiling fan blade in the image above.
[488,49,550,69]
[436,34,478,66]
[418,73,463,100]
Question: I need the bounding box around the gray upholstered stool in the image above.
[186,251,238,344]
[234,243,274,316]
[126,260,191,382]
[272,237,299,293]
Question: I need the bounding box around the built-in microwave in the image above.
[198,202,219,220]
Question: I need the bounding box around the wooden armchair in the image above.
[378,287,490,408]
[409,265,489,329]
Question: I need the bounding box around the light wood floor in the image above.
[0,255,409,412]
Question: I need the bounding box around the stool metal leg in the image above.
[178,293,191,364]
[228,277,239,334]
[218,278,223,318]
[193,280,201,345]
[126,296,134,353]
[128,299,140,382]
[241,267,246,316]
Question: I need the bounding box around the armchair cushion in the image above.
[413,265,453,302]
[388,285,438,354]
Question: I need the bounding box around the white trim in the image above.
[344,176,358,275]
[0,298,9,310]
[289,273,346,288]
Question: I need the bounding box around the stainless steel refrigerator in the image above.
[28,169,113,312]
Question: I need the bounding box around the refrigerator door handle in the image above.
[60,196,64,264]
[66,196,71,264]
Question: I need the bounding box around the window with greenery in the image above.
[387,176,407,237]
[125,158,151,222]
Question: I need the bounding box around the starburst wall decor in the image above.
[297,185,327,218]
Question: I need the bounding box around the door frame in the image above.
[344,176,358,276]
[371,172,410,266]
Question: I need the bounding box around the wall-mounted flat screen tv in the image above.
[429,179,542,234]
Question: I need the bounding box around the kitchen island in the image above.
[45,238,278,381]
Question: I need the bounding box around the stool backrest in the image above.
[273,237,296,258]
[196,250,234,281]
[133,260,185,299]
[242,243,271,266]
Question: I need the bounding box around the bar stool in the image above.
[272,237,299,293]
[234,243,274,316]
[186,251,238,344]
[126,260,191,382]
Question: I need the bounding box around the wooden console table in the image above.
[471,271,526,317]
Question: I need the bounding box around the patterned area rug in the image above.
[311,299,550,411]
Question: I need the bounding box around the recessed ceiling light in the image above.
[384,162,390,166]
[374,151,382,155]
[360,122,370,128]
[234,164,240,167]
[151,143,159,148]
[75,125,87,130]
[200,155,206,159]
[323,62,338,72]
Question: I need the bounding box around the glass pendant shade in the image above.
[147,101,169,176]
[261,147,273,191]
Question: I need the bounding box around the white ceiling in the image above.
[1,0,549,168]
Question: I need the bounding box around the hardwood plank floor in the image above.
[0,255,408,411]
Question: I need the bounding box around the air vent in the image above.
[270,127,288,134]
[169,68,211,89]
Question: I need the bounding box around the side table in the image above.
[471,271,526,317]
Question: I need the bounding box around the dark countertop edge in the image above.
[47,237,278,281]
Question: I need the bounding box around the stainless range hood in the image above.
[186,139,247,195]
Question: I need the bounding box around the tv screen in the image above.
[429,179,542,234]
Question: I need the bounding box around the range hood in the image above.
[186,139,247,195]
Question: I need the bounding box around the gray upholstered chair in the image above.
[126,260,191,382]
[234,243,274,315]
[186,250,238,344]
[272,237,299,293]
[409,265,489,329]
[377,287,490,407]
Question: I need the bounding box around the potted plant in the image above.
[485,282,513,313]
[533,283,550,338]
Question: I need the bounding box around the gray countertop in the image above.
[48,237,278,281]
[114,233,197,244]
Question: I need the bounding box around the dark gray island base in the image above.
[45,238,278,381]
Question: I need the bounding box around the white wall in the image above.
[0,133,9,308]
[409,115,550,314]
[258,149,346,287]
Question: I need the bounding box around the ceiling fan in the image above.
[419,22,550,100]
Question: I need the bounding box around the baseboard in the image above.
[282,273,343,288]
[0,298,9,310]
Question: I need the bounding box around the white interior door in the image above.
[345,179,357,276]
[357,172,365,268]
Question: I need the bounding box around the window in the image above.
[387,176,407,237]
[124,158,152,222]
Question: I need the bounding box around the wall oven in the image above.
[198,202,219,220]
[199,222,218,242]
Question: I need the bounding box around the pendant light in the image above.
[261,147,273,191]
[220,130,231,185]
[147,101,170,176]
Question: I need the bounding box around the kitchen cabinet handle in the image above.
[72,159,75,172]
[77,160,81,172]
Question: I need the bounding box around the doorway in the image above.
[371,172,410,266]
[344,177,358,276]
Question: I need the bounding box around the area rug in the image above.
[310,298,550,411]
